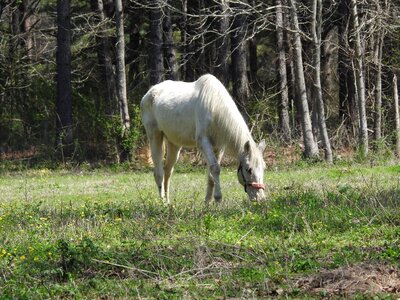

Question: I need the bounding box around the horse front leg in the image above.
[205,173,215,203]
[205,149,224,203]
[197,136,222,203]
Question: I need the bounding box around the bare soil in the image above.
[295,263,400,297]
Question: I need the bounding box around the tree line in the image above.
[0,0,399,163]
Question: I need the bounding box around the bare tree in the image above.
[127,5,142,90]
[289,0,319,158]
[91,0,117,114]
[184,0,206,81]
[248,0,257,85]
[114,0,131,161]
[276,0,291,143]
[149,0,164,84]
[373,29,384,142]
[231,0,250,108]
[394,74,400,157]
[56,0,73,151]
[338,0,355,127]
[311,0,332,162]
[351,0,368,157]
[371,0,388,143]
[115,0,130,127]
[163,1,178,80]
[214,0,229,86]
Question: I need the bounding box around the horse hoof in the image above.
[214,195,222,203]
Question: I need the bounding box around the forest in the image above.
[0,0,400,164]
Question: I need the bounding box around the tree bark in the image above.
[231,0,250,109]
[394,74,400,157]
[114,0,131,162]
[127,6,141,91]
[351,0,368,157]
[184,0,204,81]
[289,0,319,158]
[56,0,73,151]
[149,0,164,84]
[214,0,229,86]
[312,0,332,163]
[19,0,34,59]
[373,30,384,142]
[114,0,130,130]
[163,2,178,80]
[276,0,291,143]
[91,0,117,114]
[338,0,355,127]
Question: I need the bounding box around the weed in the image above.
[0,164,400,298]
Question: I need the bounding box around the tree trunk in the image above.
[351,0,368,157]
[231,0,250,109]
[312,0,332,163]
[0,2,5,19]
[248,0,257,85]
[114,0,131,161]
[91,0,117,114]
[338,0,355,127]
[214,0,229,86]
[184,0,204,81]
[289,0,319,158]
[394,74,400,157]
[56,0,73,153]
[149,0,164,84]
[373,30,384,141]
[181,0,189,80]
[322,27,338,122]
[276,0,291,143]
[24,0,34,58]
[127,7,141,91]
[163,2,178,80]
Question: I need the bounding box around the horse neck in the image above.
[231,131,255,161]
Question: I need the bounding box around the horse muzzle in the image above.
[246,182,266,201]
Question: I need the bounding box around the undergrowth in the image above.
[0,164,400,298]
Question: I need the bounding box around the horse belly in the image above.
[155,108,197,147]
[163,127,196,147]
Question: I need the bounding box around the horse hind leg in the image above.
[148,129,165,199]
[164,142,181,204]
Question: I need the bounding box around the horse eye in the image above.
[247,168,252,174]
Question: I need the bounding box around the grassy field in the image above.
[1,162,400,299]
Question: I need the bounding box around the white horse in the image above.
[140,74,266,204]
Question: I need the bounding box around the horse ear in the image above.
[258,139,266,152]
[244,141,251,155]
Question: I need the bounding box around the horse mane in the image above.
[195,74,258,160]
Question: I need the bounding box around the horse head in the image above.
[237,140,266,201]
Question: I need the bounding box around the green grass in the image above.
[1,163,400,298]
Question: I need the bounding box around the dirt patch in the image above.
[295,263,400,297]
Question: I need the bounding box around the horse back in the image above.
[141,80,200,147]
